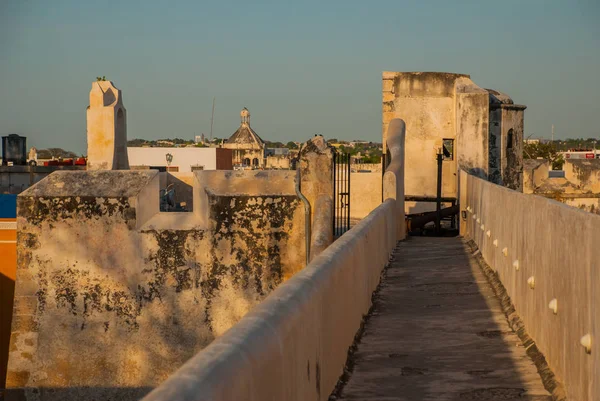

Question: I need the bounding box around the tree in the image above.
[127,138,147,147]
[172,138,193,145]
[523,142,564,170]
[362,154,382,163]
[264,140,284,148]
[37,148,78,159]
[285,141,298,149]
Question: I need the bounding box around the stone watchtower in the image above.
[86,81,129,170]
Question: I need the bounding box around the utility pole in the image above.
[551,124,554,143]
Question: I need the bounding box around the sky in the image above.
[1,0,599,154]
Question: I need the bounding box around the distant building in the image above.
[265,148,292,170]
[561,149,600,160]
[524,138,551,145]
[127,147,233,172]
[194,134,206,144]
[1,135,27,166]
[223,108,266,168]
[265,148,290,157]
[1,136,85,194]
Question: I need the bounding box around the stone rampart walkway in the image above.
[336,236,551,401]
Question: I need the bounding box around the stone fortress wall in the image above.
[3,76,391,398]
[5,81,341,400]
[461,170,599,401]
[4,73,534,400]
[7,169,306,399]
[139,119,406,401]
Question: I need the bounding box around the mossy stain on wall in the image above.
[18,196,135,228]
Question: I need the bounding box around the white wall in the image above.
[127,148,218,172]
[461,170,599,401]
[350,172,381,219]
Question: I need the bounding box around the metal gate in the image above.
[333,151,351,237]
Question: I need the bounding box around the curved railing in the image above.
[383,118,406,240]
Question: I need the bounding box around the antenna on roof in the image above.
[210,97,216,142]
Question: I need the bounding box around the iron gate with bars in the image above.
[333,151,351,237]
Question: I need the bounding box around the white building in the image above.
[127,147,232,172]
[562,149,600,160]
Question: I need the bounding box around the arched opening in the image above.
[252,158,259,167]
[243,158,251,166]
[507,129,514,149]
[504,128,520,190]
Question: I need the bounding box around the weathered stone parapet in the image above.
[191,170,296,224]
[383,118,406,240]
[298,136,335,260]
[87,81,130,170]
[7,171,159,399]
[462,171,599,401]
[6,168,306,400]
[140,198,397,401]
[191,169,306,280]
[308,195,333,259]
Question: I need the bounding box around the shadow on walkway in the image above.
[335,236,551,401]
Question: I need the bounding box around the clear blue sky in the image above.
[1,0,599,154]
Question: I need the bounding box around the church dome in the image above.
[226,107,264,146]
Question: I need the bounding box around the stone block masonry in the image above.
[6,169,306,400]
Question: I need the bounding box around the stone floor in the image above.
[335,236,551,401]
